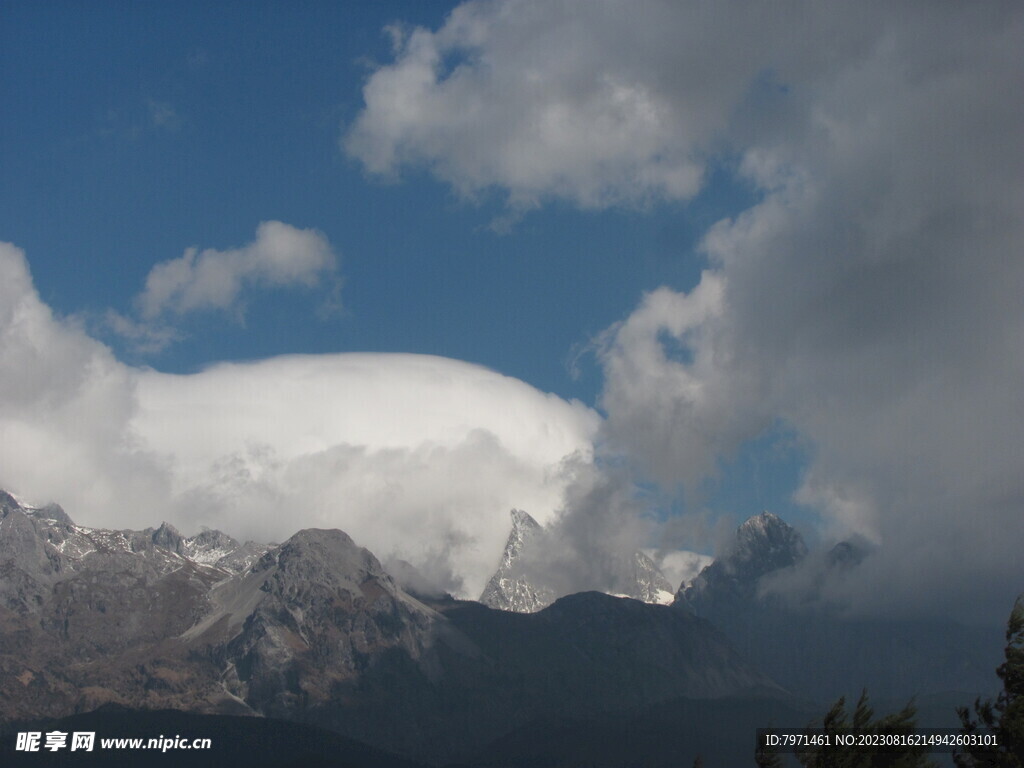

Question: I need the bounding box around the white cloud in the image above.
[132,353,599,595]
[137,221,338,320]
[349,0,1024,621]
[0,243,171,519]
[0,243,599,597]
[346,1,759,208]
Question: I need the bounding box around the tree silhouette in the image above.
[955,596,1024,767]
[794,690,935,768]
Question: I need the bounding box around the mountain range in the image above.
[0,490,1006,765]
[0,490,785,765]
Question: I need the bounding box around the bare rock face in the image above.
[0,491,69,614]
[625,550,675,604]
[0,491,456,739]
[479,509,675,613]
[479,509,555,613]
[0,494,230,720]
[187,529,442,715]
[150,521,185,553]
[676,511,808,612]
[183,528,268,573]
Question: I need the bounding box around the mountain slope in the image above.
[0,490,785,764]
[674,511,1003,702]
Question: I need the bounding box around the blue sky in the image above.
[3,1,729,385]
[2,1,1020,619]
[1,1,783,512]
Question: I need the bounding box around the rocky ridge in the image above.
[0,490,778,763]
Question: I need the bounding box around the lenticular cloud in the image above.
[0,241,600,597]
[132,353,600,595]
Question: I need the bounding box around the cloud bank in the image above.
[0,242,599,597]
[349,0,1024,622]
[0,242,172,523]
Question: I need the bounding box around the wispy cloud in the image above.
[146,98,181,131]
[104,310,181,354]
[93,98,184,141]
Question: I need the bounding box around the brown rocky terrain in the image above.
[0,489,779,763]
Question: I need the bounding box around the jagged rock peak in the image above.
[180,528,268,573]
[732,511,807,567]
[481,509,676,612]
[504,509,542,559]
[0,493,74,528]
[488,508,544,576]
[151,521,184,553]
[266,528,396,590]
[510,507,539,528]
[479,509,554,613]
[626,551,675,604]
[189,528,238,547]
[32,503,73,525]
[0,491,72,525]
[738,510,792,540]
[0,490,23,518]
[675,511,807,610]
